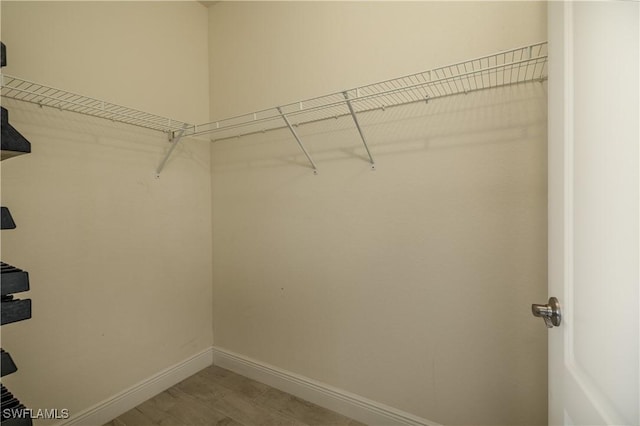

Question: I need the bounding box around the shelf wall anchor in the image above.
[343,91,375,170]
[277,107,318,174]
[155,124,189,177]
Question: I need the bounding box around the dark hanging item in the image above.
[0,260,32,325]
[0,262,30,296]
[0,385,32,426]
[0,42,33,426]
[0,297,32,325]
[1,349,18,377]
[0,44,31,160]
[1,207,17,230]
[1,107,32,161]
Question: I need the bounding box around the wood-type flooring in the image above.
[105,365,365,426]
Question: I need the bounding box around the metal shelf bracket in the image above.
[343,91,375,170]
[155,125,188,177]
[277,106,318,174]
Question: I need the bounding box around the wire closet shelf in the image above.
[0,75,191,135]
[187,41,548,142]
[0,42,547,174]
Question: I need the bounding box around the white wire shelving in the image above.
[0,75,192,135]
[187,41,548,173]
[0,42,547,174]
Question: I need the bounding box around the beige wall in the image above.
[0,2,548,424]
[209,2,548,425]
[0,1,211,422]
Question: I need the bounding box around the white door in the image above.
[547,2,639,425]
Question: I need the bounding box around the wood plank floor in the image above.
[104,366,365,426]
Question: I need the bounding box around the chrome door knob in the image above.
[531,297,561,328]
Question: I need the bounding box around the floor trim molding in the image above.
[212,346,439,426]
[59,347,214,426]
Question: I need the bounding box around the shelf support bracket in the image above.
[277,107,318,174]
[343,92,375,170]
[155,125,188,177]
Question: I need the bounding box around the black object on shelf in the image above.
[0,385,32,426]
[1,207,17,230]
[1,107,32,161]
[1,43,33,426]
[1,349,18,377]
[0,417,33,426]
[0,263,30,296]
[0,297,31,325]
[0,261,31,325]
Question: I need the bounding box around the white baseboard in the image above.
[57,346,437,426]
[59,347,214,426]
[212,346,439,426]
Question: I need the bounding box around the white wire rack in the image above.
[0,75,191,135]
[188,41,547,172]
[0,42,547,174]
